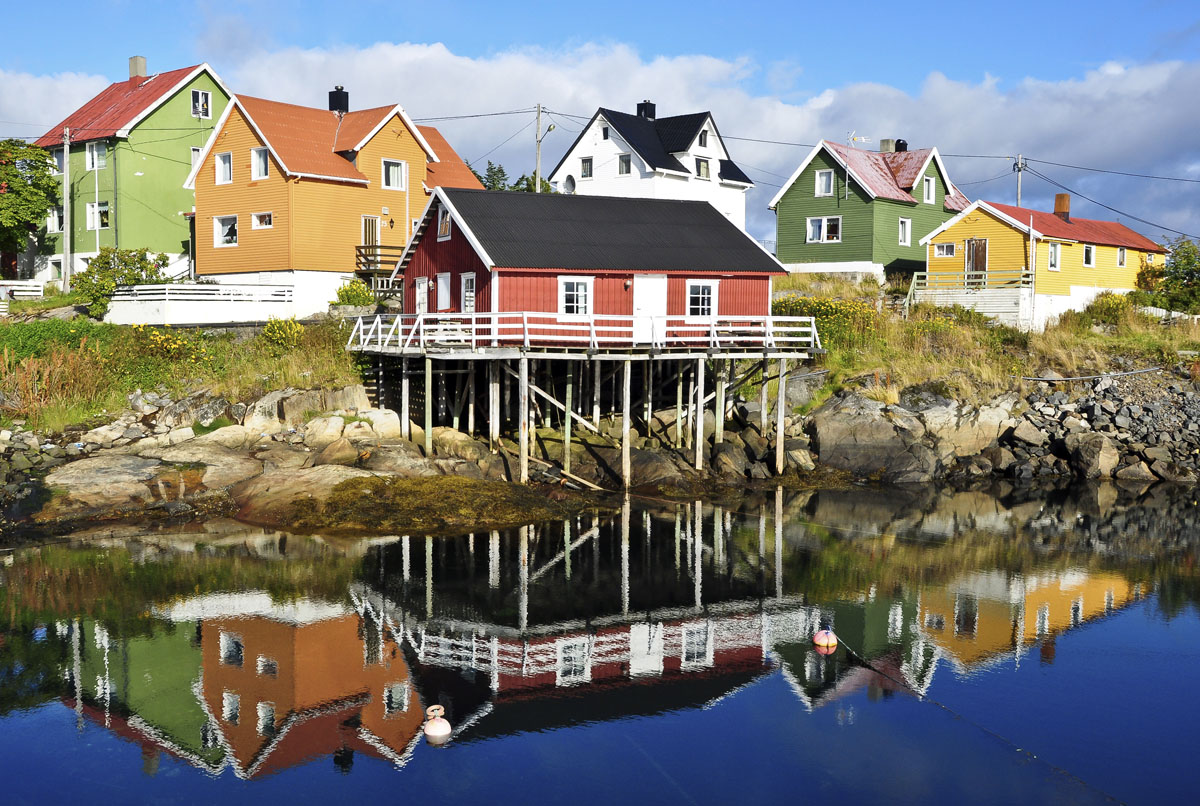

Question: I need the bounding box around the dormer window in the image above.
[923,176,935,204]
[437,206,452,240]
[191,90,211,119]
[695,158,710,180]
[699,130,708,148]
[581,157,593,179]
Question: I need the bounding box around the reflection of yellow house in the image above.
[917,570,1138,669]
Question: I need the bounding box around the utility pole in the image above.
[62,127,72,293]
[534,104,542,193]
[1014,154,1026,208]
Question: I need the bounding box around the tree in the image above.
[1135,236,1200,312]
[0,139,59,255]
[509,173,554,193]
[72,246,170,318]
[481,161,510,191]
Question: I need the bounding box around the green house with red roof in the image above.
[19,57,230,285]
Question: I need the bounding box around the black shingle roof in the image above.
[597,108,688,174]
[718,159,752,185]
[442,189,781,273]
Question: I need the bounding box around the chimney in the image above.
[129,56,147,79]
[879,138,896,153]
[329,85,349,114]
[636,100,656,120]
[1054,193,1071,222]
[895,139,908,153]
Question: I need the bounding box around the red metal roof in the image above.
[987,201,1165,252]
[418,125,484,190]
[822,140,970,211]
[34,65,203,147]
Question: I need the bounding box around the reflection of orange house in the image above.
[917,570,1138,669]
[180,594,424,778]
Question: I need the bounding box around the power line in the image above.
[1026,157,1200,184]
[1025,166,1198,240]
[956,170,1014,187]
[413,108,535,123]
[468,116,536,167]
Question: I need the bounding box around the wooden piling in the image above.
[401,357,410,440]
[775,358,788,475]
[675,363,683,450]
[424,357,433,456]
[694,357,705,471]
[468,361,476,435]
[714,359,726,444]
[759,358,768,434]
[488,361,499,449]
[592,359,601,428]
[519,356,530,483]
[622,359,632,487]
[564,361,574,476]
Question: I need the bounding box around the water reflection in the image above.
[0,483,1197,801]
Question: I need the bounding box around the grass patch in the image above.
[7,289,86,315]
[193,415,236,436]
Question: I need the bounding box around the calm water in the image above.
[2,483,1198,805]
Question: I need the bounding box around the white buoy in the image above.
[423,704,452,746]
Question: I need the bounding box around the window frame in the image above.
[681,623,714,669]
[251,211,273,230]
[923,176,935,204]
[219,631,244,667]
[685,278,719,320]
[256,701,276,737]
[601,126,609,140]
[190,146,202,169]
[437,206,452,240]
[698,130,708,148]
[251,147,269,180]
[436,272,452,311]
[85,201,110,231]
[256,655,278,676]
[557,275,594,318]
[695,157,710,180]
[383,682,410,717]
[806,215,842,244]
[580,157,593,179]
[85,141,107,171]
[191,89,212,119]
[898,217,912,247]
[617,153,631,175]
[1047,241,1061,272]
[215,151,232,185]
[381,158,407,191]
[213,215,238,248]
[934,242,956,258]
[1117,247,1127,268]
[461,273,476,313]
[49,148,64,175]
[814,169,834,197]
[47,205,64,233]
[1083,244,1096,268]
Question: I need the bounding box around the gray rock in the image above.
[244,390,288,434]
[324,384,371,413]
[1012,419,1048,447]
[313,437,360,467]
[342,421,379,444]
[711,442,749,477]
[784,439,816,472]
[1150,459,1197,483]
[155,443,264,489]
[1115,461,1156,481]
[1064,432,1119,479]
[432,427,488,463]
[304,416,345,450]
[360,409,404,439]
[810,392,938,483]
[364,444,440,477]
[280,390,325,427]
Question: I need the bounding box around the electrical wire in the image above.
[1025,166,1199,239]
[956,170,1015,186]
[468,116,535,167]
[1026,157,1200,184]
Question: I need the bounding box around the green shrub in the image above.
[1086,292,1133,325]
[261,317,305,352]
[772,294,878,350]
[72,247,170,318]
[334,280,375,307]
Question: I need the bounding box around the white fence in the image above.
[347,312,822,354]
[105,283,295,326]
[0,280,45,300]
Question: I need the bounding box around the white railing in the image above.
[0,299,8,316]
[0,280,45,300]
[905,267,1034,313]
[346,312,821,353]
[109,283,294,303]
[105,283,296,326]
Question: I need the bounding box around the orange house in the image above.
[185,86,480,316]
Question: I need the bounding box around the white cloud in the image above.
[0,69,111,141]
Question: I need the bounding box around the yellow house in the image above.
[185,87,480,316]
[913,193,1165,330]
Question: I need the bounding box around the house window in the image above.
[190,147,202,169]
[581,157,593,178]
[559,276,593,316]
[222,692,239,725]
[461,274,475,313]
[695,158,710,179]
[86,201,109,230]
[618,154,631,175]
[256,656,278,676]
[934,243,955,258]
[219,631,244,666]
[1083,244,1096,267]
[601,126,609,140]
[191,89,211,119]
[382,159,406,190]
[923,176,935,203]
[47,206,64,233]
[1146,254,1155,265]
[699,130,708,148]
[815,169,834,197]
[85,141,106,171]
[256,702,276,737]
[899,217,912,247]
[215,152,232,185]
[437,206,452,240]
[436,272,451,310]
[383,682,410,716]
[415,277,429,314]
[806,216,841,243]
[252,212,273,229]
[682,626,710,666]
[251,147,269,180]
[1117,247,1127,268]
[687,279,718,318]
[557,637,590,685]
[1047,242,1061,271]
[214,215,238,247]
[50,149,64,174]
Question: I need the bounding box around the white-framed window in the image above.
[256,701,276,737]
[934,243,955,258]
[556,637,591,686]
[382,158,407,190]
[581,157,593,179]
[686,279,718,318]
[85,141,106,171]
[86,201,109,230]
[1117,247,1127,268]
[558,275,593,316]
[1047,242,1061,271]
[698,130,708,148]
[618,153,631,175]
[47,205,64,233]
[383,682,410,716]
[191,89,211,119]
[256,656,278,676]
[215,152,232,185]
[923,176,935,203]
[1083,244,1096,267]
[190,146,202,169]
[806,216,841,243]
[681,624,713,668]
[252,211,273,229]
[461,273,476,313]
[214,215,238,247]
[412,218,421,236]
[898,217,912,247]
[695,157,710,179]
[221,691,240,725]
[814,169,834,197]
[49,148,64,174]
[1146,254,1155,265]
[601,126,609,140]
[437,206,452,240]
[436,272,451,310]
[219,631,244,666]
[414,276,429,314]
[251,147,269,180]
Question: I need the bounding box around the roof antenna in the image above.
[844,131,872,200]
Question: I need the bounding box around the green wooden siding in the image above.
[774,149,874,264]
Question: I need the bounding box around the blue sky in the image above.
[4,0,1200,239]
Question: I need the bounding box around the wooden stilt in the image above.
[685,365,694,450]
[775,485,784,600]
[503,364,511,425]
[424,357,433,456]
[564,361,574,476]
[437,371,448,420]
[401,357,410,440]
[468,361,476,435]
[592,359,601,429]
[675,363,683,450]
[759,358,768,434]
[451,370,463,431]
[488,361,499,449]
[775,357,788,475]
[643,361,651,432]
[374,358,384,409]
[622,359,632,487]
[694,357,705,471]
[621,496,630,614]
[715,358,726,444]
[519,355,530,484]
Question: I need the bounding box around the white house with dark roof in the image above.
[547,101,753,230]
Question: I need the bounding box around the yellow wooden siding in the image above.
[924,209,1030,288]
[194,106,292,275]
[1034,240,1146,296]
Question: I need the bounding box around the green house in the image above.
[768,139,970,278]
[24,57,230,285]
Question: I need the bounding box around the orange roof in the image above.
[332,105,398,153]
[418,126,484,190]
[35,65,205,147]
[987,201,1166,252]
[238,95,367,183]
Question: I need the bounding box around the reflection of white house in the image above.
[547,101,753,230]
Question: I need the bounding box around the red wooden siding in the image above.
[499,270,773,317]
[403,221,488,314]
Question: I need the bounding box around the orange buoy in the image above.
[423,704,452,746]
[813,629,838,655]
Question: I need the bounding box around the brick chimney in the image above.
[1054,193,1071,223]
[879,138,896,153]
[129,56,147,79]
[636,100,656,120]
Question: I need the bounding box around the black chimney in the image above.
[636,100,656,120]
[895,139,908,152]
[329,85,349,114]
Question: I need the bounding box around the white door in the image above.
[632,274,668,344]
[414,277,429,314]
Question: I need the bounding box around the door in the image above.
[362,216,380,247]
[414,277,429,314]
[633,274,668,344]
[965,239,987,287]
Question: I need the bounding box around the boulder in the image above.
[364,444,440,477]
[981,445,1017,472]
[313,437,360,467]
[155,443,264,489]
[741,429,769,462]
[432,427,488,463]
[434,459,485,478]
[230,465,376,525]
[189,424,251,450]
[784,439,816,472]
[360,409,404,439]
[1064,432,1119,479]
[36,455,160,518]
[342,421,379,443]
[255,445,312,471]
[280,390,325,427]
[1150,459,1197,483]
[324,384,371,413]
[920,397,1017,462]
[1011,419,1048,447]
[628,449,684,487]
[810,392,939,483]
[304,416,345,450]
[244,390,288,434]
[1115,461,1156,481]
[711,442,749,477]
